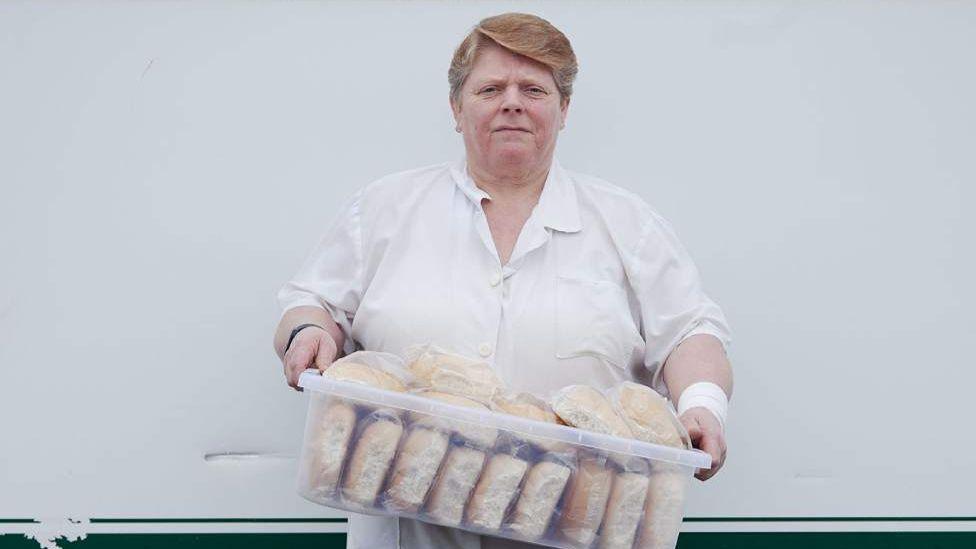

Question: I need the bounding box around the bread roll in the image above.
[612,381,689,449]
[323,360,407,393]
[384,426,451,513]
[410,390,498,449]
[492,392,559,424]
[303,397,357,499]
[408,349,502,403]
[466,453,529,531]
[508,459,572,540]
[341,411,404,507]
[490,391,572,539]
[425,445,487,526]
[387,390,497,520]
[552,385,634,439]
[558,452,614,547]
[305,357,408,505]
[600,470,650,549]
[637,464,688,549]
[491,391,567,453]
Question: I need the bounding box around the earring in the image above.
[455,126,462,133]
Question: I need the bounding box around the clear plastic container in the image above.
[297,371,711,549]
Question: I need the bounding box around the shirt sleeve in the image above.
[276,188,365,356]
[628,210,732,397]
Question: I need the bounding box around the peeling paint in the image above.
[203,451,294,462]
[140,58,155,80]
[22,518,89,549]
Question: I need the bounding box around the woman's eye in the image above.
[527,87,546,95]
[480,86,499,94]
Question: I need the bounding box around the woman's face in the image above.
[452,42,569,175]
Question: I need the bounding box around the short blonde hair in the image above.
[449,13,578,104]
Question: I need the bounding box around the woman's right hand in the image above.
[283,326,339,390]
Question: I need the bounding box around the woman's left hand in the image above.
[679,407,726,481]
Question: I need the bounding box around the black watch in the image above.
[284,323,325,354]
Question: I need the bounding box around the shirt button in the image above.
[489,272,502,287]
[478,343,493,357]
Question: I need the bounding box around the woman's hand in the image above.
[679,407,726,481]
[282,326,339,390]
[662,334,732,481]
[274,306,346,391]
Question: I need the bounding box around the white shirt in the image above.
[278,159,731,549]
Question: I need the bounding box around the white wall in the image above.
[1,0,974,524]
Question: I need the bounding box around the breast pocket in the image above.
[554,276,644,370]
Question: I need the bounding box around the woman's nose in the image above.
[500,87,524,113]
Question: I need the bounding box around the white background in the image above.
[1,0,974,523]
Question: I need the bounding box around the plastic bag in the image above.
[409,390,499,449]
[403,343,503,403]
[506,451,575,541]
[424,444,488,526]
[323,350,413,392]
[465,450,530,532]
[299,393,358,500]
[300,352,409,500]
[607,381,690,449]
[491,391,570,454]
[488,391,576,541]
[384,389,497,518]
[551,385,634,439]
[637,462,688,549]
[383,425,451,513]
[415,389,502,527]
[600,458,651,549]
[557,450,614,547]
[340,408,404,509]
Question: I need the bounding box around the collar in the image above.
[449,158,582,234]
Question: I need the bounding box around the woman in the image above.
[274,13,732,549]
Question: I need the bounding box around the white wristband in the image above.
[677,382,729,431]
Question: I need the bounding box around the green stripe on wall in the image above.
[0,534,345,548]
[676,532,976,548]
[683,517,976,522]
[2,532,976,548]
[10,516,974,523]
[87,518,348,524]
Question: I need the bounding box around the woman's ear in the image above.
[450,97,461,120]
[560,97,570,129]
[450,97,462,132]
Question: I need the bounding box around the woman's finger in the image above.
[682,415,704,446]
[692,431,715,480]
[679,409,724,481]
[699,434,723,474]
[314,331,338,372]
[284,341,315,388]
[693,418,727,480]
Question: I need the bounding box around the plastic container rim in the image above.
[298,371,711,470]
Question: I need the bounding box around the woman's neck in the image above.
[467,158,550,205]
